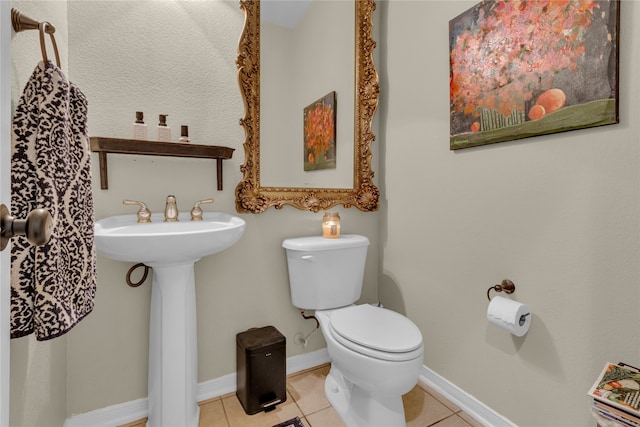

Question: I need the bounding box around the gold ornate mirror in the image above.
[235,0,379,213]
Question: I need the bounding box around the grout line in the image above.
[220,394,231,427]
[290,392,305,417]
[452,413,476,427]
[428,413,458,427]
[297,406,328,418]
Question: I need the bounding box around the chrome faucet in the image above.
[164,195,179,222]
[123,200,152,223]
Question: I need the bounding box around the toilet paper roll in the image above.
[487,295,531,337]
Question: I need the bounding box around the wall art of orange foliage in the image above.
[449,0,619,150]
[304,91,336,171]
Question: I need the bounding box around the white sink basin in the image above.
[94,212,245,265]
[94,211,245,427]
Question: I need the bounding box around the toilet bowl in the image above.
[282,235,424,427]
[316,305,423,427]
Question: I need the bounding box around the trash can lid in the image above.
[236,326,285,350]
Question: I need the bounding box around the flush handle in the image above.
[301,255,315,262]
[0,204,53,252]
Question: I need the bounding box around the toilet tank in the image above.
[282,235,369,310]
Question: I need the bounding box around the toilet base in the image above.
[324,366,406,427]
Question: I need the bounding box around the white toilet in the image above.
[282,235,424,427]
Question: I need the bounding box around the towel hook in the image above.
[487,279,516,301]
[39,22,61,68]
[11,8,56,34]
[11,9,60,68]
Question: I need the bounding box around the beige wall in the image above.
[10,0,640,426]
[379,1,640,426]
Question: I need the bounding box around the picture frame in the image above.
[449,0,620,150]
[304,91,337,171]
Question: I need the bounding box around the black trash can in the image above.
[236,326,286,415]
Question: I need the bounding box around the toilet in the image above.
[282,235,424,427]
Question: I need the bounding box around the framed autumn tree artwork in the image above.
[304,91,336,171]
[449,0,619,150]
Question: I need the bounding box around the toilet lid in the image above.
[329,305,423,354]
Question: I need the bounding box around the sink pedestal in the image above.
[147,262,200,427]
[94,211,246,427]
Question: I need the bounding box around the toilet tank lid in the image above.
[282,234,369,251]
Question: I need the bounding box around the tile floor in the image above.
[121,364,484,427]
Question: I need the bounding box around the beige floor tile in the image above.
[287,364,332,416]
[118,363,484,427]
[417,382,462,413]
[222,391,303,427]
[199,398,229,427]
[433,414,479,427]
[403,384,456,427]
[117,419,146,427]
[305,406,347,427]
[458,411,485,427]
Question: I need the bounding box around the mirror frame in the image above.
[235,0,379,213]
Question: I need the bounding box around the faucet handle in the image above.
[164,195,179,222]
[190,198,214,221]
[123,200,152,223]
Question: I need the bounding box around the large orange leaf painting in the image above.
[304,91,336,171]
[449,0,619,150]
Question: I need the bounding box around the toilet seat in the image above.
[328,305,423,362]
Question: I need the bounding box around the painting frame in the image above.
[449,0,620,150]
[304,91,337,171]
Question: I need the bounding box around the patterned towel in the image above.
[11,61,96,340]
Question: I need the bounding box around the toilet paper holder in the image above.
[486,279,516,301]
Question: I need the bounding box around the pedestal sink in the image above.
[94,212,245,427]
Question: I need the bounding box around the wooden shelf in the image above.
[90,137,235,190]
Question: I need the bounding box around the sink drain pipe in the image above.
[126,263,151,287]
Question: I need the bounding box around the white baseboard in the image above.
[64,350,514,427]
[63,348,330,427]
[62,398,148,427]
[285,347,331,375]
[419,365,517,427]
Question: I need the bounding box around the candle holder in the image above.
[322,212,341,238]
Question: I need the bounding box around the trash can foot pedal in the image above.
[261,398,282,412]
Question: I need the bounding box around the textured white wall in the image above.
[63,0,379,417]
[379,0,640,425]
